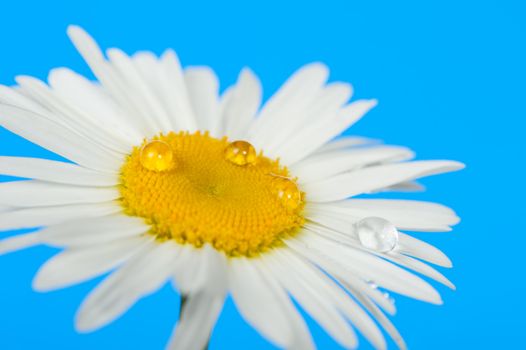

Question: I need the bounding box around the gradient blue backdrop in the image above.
[0,0,524,349]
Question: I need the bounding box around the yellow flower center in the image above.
[119,131,305,257]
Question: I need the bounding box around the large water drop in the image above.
[355,217,399,253]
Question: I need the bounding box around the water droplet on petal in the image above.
[271,176,301,210]
[224,140,257,166]
[355,217,399,252]
[140,140,175,172]
[383,292,395,305]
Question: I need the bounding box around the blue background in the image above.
[0,0,524,349]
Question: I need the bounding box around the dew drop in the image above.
[224,140,257,166]
[140,140,175,172]
[271,176,301,210]
[383,292,395,304]
[355,217,399,252]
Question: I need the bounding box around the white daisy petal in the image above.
[39,214,149,247]
[277,99,378,165]
[255,259,316,350]
[167,292,225,350]
[67,26,158,137]
[107,48,173,133]
[305,210,354,234]
[229,258,295,348]
[264,82,353,156]
[278,247,386,349]
[15,76,132,154]
[132,52,161,86]
[167,246,228,350]
[75,241,176,332]
[170,245,200,294]
[221,68,262,140]
[343,273,397,316]
[47,67,143,144]
[0,84,48,115]
[0,180,119,207]
[285,248,394,350]
[385,252,455,289]
[173,244,228,295]
[307,198,459,232]
[335,199,459,226]
[0,203,121,231]
[378,181,426,193]
[289,233,442,304]
[0,233,40,255]
[33,235,152,291]
[248,63,329,149]
[0,104,123,172]
[291,227,397,316]
[302,221,454,290]
[350,289,407,350]
[184,66,220,135]
[0,157,118,186]
[304,160,465,202]
[264,252,358,349]
[159,50,198,132]
[132,51,187,132]
[292,146,415,184]
[397,232,452,267]
[198,245,229,295]
[313,136,380,154]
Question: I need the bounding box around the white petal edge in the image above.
[39,214,150,247]
[277,99,378,165]
[33,235,152,292]
[306,199,459,232]
[0,180,119,207]
[167,247,228,350]
[167,293,225,350]
[264,251,358,349]
[247,62,329,150]
[292,146,415,184]
[0,233,40,255]
[278,247,387,349]
[228,258,313,349]
[66,26,159,137]
[0,103,123,172]
[48,67,143,145]
[0,157,118,186]
[304,160,465,202]
[184,66,220,135]
[0,203,121,231]
[289,233,443,304]
[220,68,262,140]
[75,240,177,332]
[397,232,453,267]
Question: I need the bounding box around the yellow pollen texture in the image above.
[119,131,306,257]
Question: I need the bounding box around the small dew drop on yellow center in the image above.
[224,140,257,166]
[140,140,175,172]
[271,176,302,210]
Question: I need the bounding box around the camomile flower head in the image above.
[0,26,463,350]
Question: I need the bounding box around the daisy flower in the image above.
[0,26,463,350]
